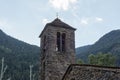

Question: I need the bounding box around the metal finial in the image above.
[56,12,59,18]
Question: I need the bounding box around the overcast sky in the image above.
[0,0,120,47]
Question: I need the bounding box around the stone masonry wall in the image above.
[62,64,120,80]
[40,25,75,80]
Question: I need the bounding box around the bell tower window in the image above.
[62,33,66,52]
[57,32,61,51]
[56,32,66,52]
[43,35,47,52]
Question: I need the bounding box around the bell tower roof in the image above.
[39,18,76,37]
[39,18,76,80]
[48,18,76,30]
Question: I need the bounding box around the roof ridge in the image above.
[39,18,76,37]
[48,18,76,30]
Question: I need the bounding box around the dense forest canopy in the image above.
[76,30,120,66]
[0,29,40,80]
[0,29,120,79]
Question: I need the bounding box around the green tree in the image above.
[88,53,116,67]
[77,59,84,64]
[88,54,97,65]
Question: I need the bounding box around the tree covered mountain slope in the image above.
[76,45,91,55]
[76,29,120,66]
[0,29,40,80]
[1,29,120,79]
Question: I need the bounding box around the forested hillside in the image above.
[0,29,40,80]
[1,29,120,79]
[76,45,91,55]
[76,30,120,66]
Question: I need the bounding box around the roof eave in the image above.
[49,24,76,31]
[39,24,49,38]
[62,64,120,80]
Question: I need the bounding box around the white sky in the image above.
[0,0,120,47]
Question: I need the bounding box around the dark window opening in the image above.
[56,32,66,52]
[62,33,66,52]
[43,36,46,52]
[57,32,61,51]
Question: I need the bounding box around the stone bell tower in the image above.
[39,18,76,80]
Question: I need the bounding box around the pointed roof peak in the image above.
[39,18,76,37]
[47,18,76,30]
[51,18,62,23]
[53,18,61,22]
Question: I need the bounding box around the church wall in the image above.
[44,26,75,80]
[40,25,76,80]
